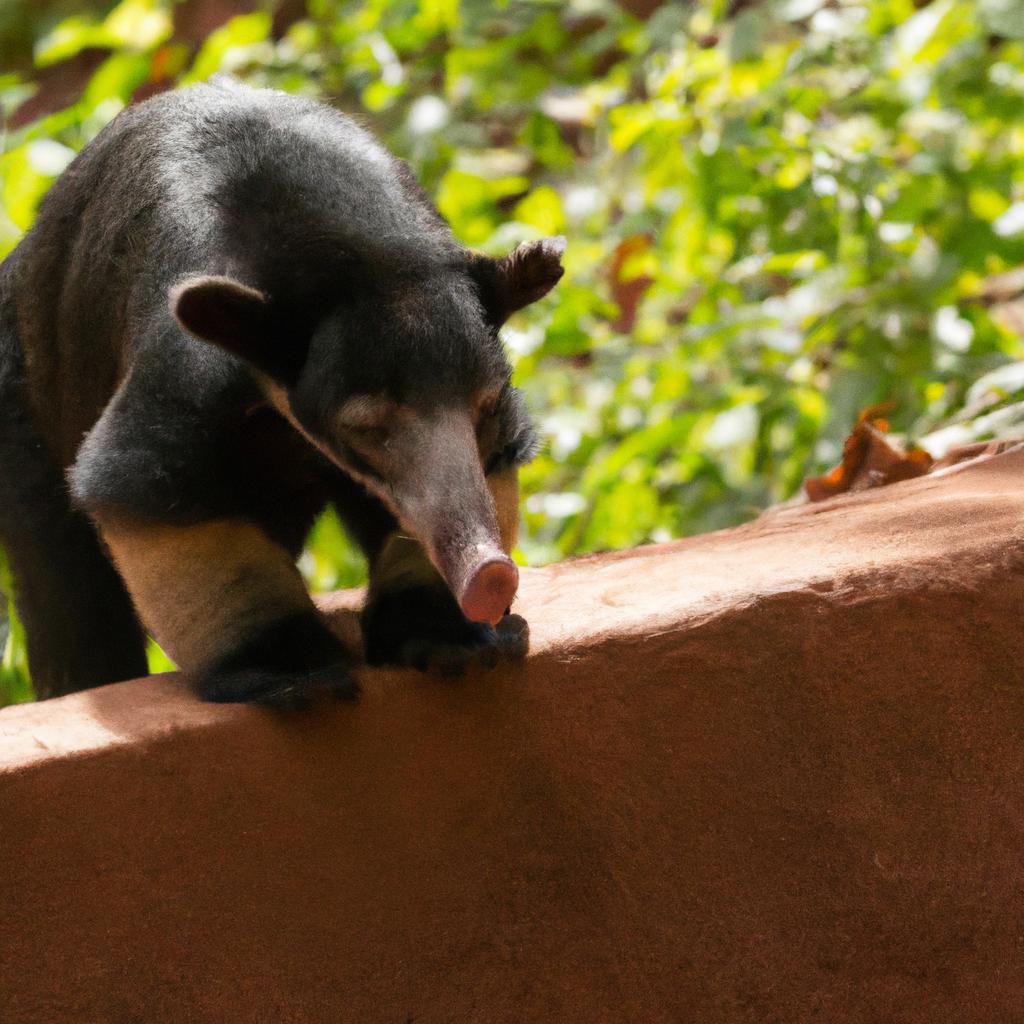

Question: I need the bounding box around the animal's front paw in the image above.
[195,611,360,707]
[362,584,528,675]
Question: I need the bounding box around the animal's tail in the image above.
[0,256,148,698]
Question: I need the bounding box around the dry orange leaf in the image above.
[805,404,933,502]
[608,234,653,333]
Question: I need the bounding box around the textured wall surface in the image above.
[2,446,1023,1023]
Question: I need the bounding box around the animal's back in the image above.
[6,79,449,464]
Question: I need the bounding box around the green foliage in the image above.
[2,0,1023,703]
[0,548,32,704]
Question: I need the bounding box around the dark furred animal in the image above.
[0,78,564,703]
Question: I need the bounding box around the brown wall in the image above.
[2,447,1023,1023]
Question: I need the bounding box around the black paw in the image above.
[362,584,529,675]
[195,611,360,707]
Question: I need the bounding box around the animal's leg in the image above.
[96,515,357,705]
[0,288,147,698]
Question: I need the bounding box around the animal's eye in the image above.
[339,427,392,476]
[341,423,388,444]
[334,396,397,441]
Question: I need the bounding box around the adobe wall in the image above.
[2,446,1023,1023]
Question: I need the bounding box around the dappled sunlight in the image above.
[2,0,1023,702]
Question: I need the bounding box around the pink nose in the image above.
[459,556,519,626]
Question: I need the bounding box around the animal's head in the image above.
[170,237,564,625]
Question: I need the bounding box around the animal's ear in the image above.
[170,275,303,385]
[471,237,566,327]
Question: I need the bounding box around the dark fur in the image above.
[0,264,148,697]
[200,611,358,707]
[0,79,547,701]
[362,583,526,674]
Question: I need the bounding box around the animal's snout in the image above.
[457,554,518,626]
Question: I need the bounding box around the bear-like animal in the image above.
[0,78,564,704]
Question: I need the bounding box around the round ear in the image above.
[170,275,300,384]
[171,275,267,343]
[472,236,566,327]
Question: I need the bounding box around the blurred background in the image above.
[1,0,1023,702]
